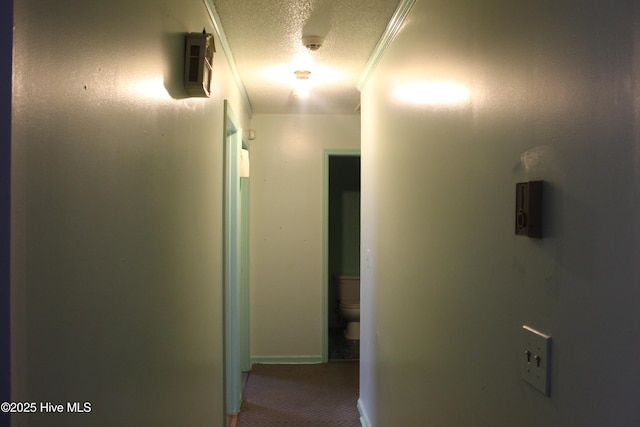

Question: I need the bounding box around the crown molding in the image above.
[356,0,416,91]
[203,0,254,118]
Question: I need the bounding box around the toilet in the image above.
[336,275,360,340]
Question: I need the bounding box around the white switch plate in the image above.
[521,325,552,396]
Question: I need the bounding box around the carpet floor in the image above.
[328,328,360,361]
[236,362,360,427]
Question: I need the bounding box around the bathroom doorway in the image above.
[323,151,361,361]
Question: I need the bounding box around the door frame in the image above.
[239,171,250,373]
[321,149,361,362]
[223,100,245,415]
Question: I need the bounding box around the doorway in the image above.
[322,150,361,362]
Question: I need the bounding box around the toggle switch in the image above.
[520,325,552,396]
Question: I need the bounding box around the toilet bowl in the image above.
[336,275,360,340]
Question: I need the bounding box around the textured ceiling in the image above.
[212,0,401,115]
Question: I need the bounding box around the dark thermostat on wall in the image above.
[184,30,215,97]
[515,181,542,238]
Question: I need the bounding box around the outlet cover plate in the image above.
[521,325,551,396]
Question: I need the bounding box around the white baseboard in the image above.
[358,398,372,427]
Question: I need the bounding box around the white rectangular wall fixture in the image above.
[240,149,250,178]
[521,325,552,396]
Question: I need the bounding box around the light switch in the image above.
[520,325,551,396]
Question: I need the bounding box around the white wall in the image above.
[11,0,249,425]
[249,114,360,360]
[360,1,640,426]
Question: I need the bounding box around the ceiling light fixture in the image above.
[294,70,311,80]
[292,70,311,98]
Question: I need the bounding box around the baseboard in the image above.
[357,398,372,427]
[250,355,323,365]
[225,412,238,427]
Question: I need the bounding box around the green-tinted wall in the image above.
[359,1,640,426]
[11,0,250,424]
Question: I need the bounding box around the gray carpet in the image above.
[236,363,360,427]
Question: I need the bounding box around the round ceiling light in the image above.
[294,70,311,80]
[293,70,311,98]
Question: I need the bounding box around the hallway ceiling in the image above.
[211,0,401,115]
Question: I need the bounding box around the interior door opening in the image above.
[323,151,361,362]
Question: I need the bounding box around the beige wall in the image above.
[360,0,640,426]
[249,114,360,360]
[11,0,249,425]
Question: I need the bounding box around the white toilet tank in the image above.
[336,275,360,302]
